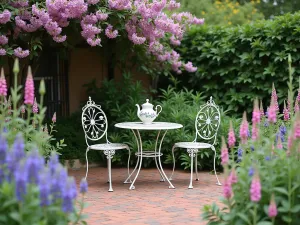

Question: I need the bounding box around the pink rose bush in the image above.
[203,55,300,224]
[0,0,202,73]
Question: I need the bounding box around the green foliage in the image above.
[202,56,300,224]
[177,12,300,115]
[179,0,264,26]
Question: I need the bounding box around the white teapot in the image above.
[136,99,162,124]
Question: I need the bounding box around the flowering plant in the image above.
[0,58,65,157]
[0,133,87,224]
[202,55,300,224]
[0,0,201,73]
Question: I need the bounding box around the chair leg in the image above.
[104,150,115,192]
[188,149,194,189]
[85,148,89,180]
[169,145,176,181]
[211,146,222,186]
[195,153,199,181]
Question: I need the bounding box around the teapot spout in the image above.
[136,104,141,118]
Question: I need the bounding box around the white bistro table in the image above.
[115,122,183,190]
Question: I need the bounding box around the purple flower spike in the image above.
[80,178,88,194]
[14,161,28,201]
[51,164,68,200]
[12,133,25,161]
[0,134,8,164]
[38,168,51,206]
[62,177,77,213]
[248,167,254,177]
[26,148,44,184]
[48,152,59,175]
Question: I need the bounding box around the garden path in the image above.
[70,167,224,225]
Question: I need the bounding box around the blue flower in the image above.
[0,168,4,185]
[248,167,254,177]
[2,127,7,133]
[26,148,44,184]
[280,125,287,136]
[250,146,255,152]
[80,178,88,194]
[51,164,68,200]
[48,152,59,175]
[237,148,243,162]
[264,121,269,127]
[0,134,7,164]
[265,156,271,161]
[62,177,77,213]
[38,168,51,206]
[14,161,28,201]
[247,129,251,137]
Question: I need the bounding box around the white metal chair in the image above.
[81,97,131,192]
[169,96,222,189]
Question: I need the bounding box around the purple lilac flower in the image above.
[14,161,28,201]
[38,168,51,206]
[0,134,8,164]
[26,148,44,184]
[80,178,88,193]
[248,167,254,177]
[62,177,77,212]
[6,134,25,176]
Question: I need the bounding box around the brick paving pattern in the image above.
[70,167,224,225]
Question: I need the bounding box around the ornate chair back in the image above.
[194,96,221,145]
[81,97,108,146]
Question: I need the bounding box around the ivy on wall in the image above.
[177,12,300,114]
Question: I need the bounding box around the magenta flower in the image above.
[24,67,34,105]
[271,84,279,111]
[32,98,38,114]
[259,100,264,117]
[268,99,277,123]
[293,119,300,139]
[239,112,249,144]
[268,195,278,218]
[0,68,7,97]
[229,169,237,184]
[0,10,11,24]
[250,175,261,202]
[52,112,56,123]
[221,137,229,165]
[283,100,290,121]
[252,123,258,141]
[252,99,260,124]
[0,48,6,56]
[228,121,236,148]
[0,35,8,45]
[223,176,232,199]
[183,62,197,73]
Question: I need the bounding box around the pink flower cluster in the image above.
[239,112,249,144]
[283,100,290,121]
[228,121,236,148]
[271,84,279,111]
[223,169,238,199]
[14,47,30,58]
[268,98,277,123]
[0,68,7,97]
[250,175,261,202]
[32,98,38,113]
[221,137,229,165]
[24,67,34,105]
[0,10,11,24]
[109,0,131,10]
[268,195,278,218]
[105,25,118,39]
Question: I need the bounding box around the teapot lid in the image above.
[142,99,153,107]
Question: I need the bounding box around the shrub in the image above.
[176,12,300,114]
[202,55,300,224]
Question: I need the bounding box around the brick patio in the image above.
[69,167,224,225]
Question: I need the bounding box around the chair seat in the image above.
[174,142,212,149]
[89,143,128,150]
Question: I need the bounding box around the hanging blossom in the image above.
[0,48,6,56]
[0,68,7,97]
[250,173,261,202]
[183,62,197,73]
[0,10,11,24]
[228,121,236,148]
[239,112,249,144]
[24,67,34,105]
[105,25,118,39]
[14,47,30,58]
[221,137,229,165]
[0,35,8,45]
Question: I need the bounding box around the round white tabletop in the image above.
[115,122,183,130]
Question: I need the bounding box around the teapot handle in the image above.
[155,105,162,115]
